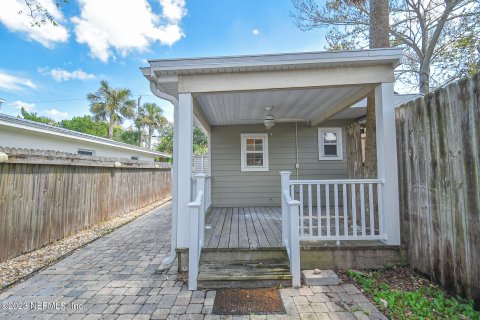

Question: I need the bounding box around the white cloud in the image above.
[160,0,186,22]
[45,108,68,120]
[0,0,68,47]
[38,67,95,82]
[72,0,187,62]
[10,100,36,112]
[0,70,37,91]
[252,29,260,36]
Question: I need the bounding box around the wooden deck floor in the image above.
[204,207,283,249]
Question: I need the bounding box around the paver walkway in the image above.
[0,202,387,320]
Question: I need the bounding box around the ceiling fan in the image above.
[262,106,303,129]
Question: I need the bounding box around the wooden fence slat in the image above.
[0,154,171,262]
[397,73,480,308]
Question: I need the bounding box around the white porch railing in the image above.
[188,173,209,290]
[289,178,385,242]
[280,172,302,287]
[280,171,387,287]
[191,175,212,210]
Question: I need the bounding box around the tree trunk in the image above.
[364,0,390,178]
[419,63,430,94]
[148,126,153,149]
[364,92,377,177]
[108,116,115,139]
[369,0,389,48]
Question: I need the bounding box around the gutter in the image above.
[149,77,179,266]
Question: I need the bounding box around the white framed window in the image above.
[240,133,269,171]
[318,128,343,160]
[77,148,94,156]
[131,156,139,161]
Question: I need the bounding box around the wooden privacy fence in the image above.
[0,148,172,262]
[396,73,480,307]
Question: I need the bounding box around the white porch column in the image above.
[375,82,400,245]
[177,93,194,248]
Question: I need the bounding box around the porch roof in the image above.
[142,48,403,126]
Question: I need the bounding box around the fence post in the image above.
[188,203,199,290]
[280,171,291,245]
[289,200,301,287]
[195,173,206,246]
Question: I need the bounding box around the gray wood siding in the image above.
[211,121,351,207]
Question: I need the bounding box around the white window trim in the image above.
[240,133,269,172]
[318,127,343,161]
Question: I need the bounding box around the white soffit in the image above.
[331,93,422,120]
[195,86,368,126]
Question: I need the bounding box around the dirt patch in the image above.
[212,287,285,315]
[338,266,432,292]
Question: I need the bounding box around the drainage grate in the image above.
[212,287,286,315]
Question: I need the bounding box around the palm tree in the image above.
[87,80,136,139]
[136,103,167,149]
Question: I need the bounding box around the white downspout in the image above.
[149,80,179,266]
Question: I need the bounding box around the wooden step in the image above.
[197,258,292,289]
[200,247,288,263]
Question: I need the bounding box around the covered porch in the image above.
[142,48,403,290]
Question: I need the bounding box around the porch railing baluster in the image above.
[316,184,321,237]
[360,183,366,236]
[334,184,339,242]
[308,184,313,237]
[369,183,374,236]
[343,184,348,237]
[299,185,304,237]
[325,184,330,237]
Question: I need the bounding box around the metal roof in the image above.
[146,48,403,72]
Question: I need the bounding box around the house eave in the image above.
[147,48,403,74]
[0,113,171,158]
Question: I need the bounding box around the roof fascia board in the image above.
[149,48,403,72]
[177,65,394,94]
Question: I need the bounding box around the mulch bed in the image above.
[337,266,431,292]
[212,287,285,315]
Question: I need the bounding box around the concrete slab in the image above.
[303,269,339,286]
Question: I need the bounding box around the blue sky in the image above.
[0,0,327,124]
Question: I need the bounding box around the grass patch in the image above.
[347,269,480,320]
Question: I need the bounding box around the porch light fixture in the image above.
[264,115,275,129]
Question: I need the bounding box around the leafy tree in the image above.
[20,107,57,125]
[136,103,167,149]
[193,125,208,155]
[156,122,173,155]
[119,130,141,146]
[60,115,109,137]
[156,122,208,156]
[87,80,136,139]
[291,0,480,93]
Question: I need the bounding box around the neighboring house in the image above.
[0,113,170,162]
[142,48,408,289]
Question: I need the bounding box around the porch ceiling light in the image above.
[264,115,275,129]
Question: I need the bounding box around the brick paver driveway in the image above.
[0,202,387,320]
